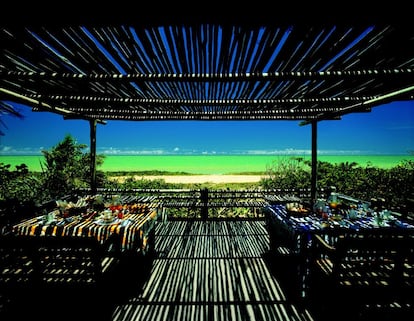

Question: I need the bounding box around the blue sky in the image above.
[0,101,413,156]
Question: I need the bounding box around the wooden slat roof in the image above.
[1,4,413,123]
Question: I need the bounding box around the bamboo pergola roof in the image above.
[1,4,413,123]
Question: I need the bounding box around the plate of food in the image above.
[286,202,310,216]
[94,218,121,226]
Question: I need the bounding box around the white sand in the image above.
[111,175,263,184]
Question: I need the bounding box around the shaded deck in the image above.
[1,218,314,321]
[3,217,412,320]
[112,219,314,321]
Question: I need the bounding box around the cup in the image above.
[47,212,55,222]
[348,209,357,220]
[382,210,391,220]
[374,213,383,226]
[103,209,113,221]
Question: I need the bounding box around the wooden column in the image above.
[200,188,209,220]
[311,120,318,203]
[89,119,97,194]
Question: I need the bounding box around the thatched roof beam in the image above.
[27,94,378,106]
[2,69,413,82]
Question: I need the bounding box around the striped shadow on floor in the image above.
[112,219,315,321]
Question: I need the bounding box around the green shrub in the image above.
[260,157,414,211]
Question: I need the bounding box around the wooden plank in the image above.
[111,219,316,321]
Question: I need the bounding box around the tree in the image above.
[0,101,24,136]
[41,134,106,199]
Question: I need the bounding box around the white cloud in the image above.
[0,146,12,152]
[0,146,408,156]
[0,146,43,155]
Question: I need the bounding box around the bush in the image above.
[260,156,310,190]
[260,157,414,211]
[0,163,42,202]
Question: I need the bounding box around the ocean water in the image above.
[1,155,413,174]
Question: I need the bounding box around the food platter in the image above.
[286,202,310,217]
[286,208,310,217]
[94,218,121,226]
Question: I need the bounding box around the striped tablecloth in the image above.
[12,208,159,253]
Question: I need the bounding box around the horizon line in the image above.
[1,152,413,157]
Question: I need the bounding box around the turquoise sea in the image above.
[1,155,413,174]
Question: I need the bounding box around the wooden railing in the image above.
[73,187,328,219]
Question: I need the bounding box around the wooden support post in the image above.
[200,188,209,220]
[311,120,318,204]
[89,119,97,194]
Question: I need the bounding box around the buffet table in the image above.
[264,202,414,300]
[265,202,414,256]
[266,203,414,236]
[12,204,159,255]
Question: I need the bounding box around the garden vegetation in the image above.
[1,135,413,221]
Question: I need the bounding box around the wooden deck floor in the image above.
[111,219,315,321]
[3,218,412,320]
[0,219,316,321]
